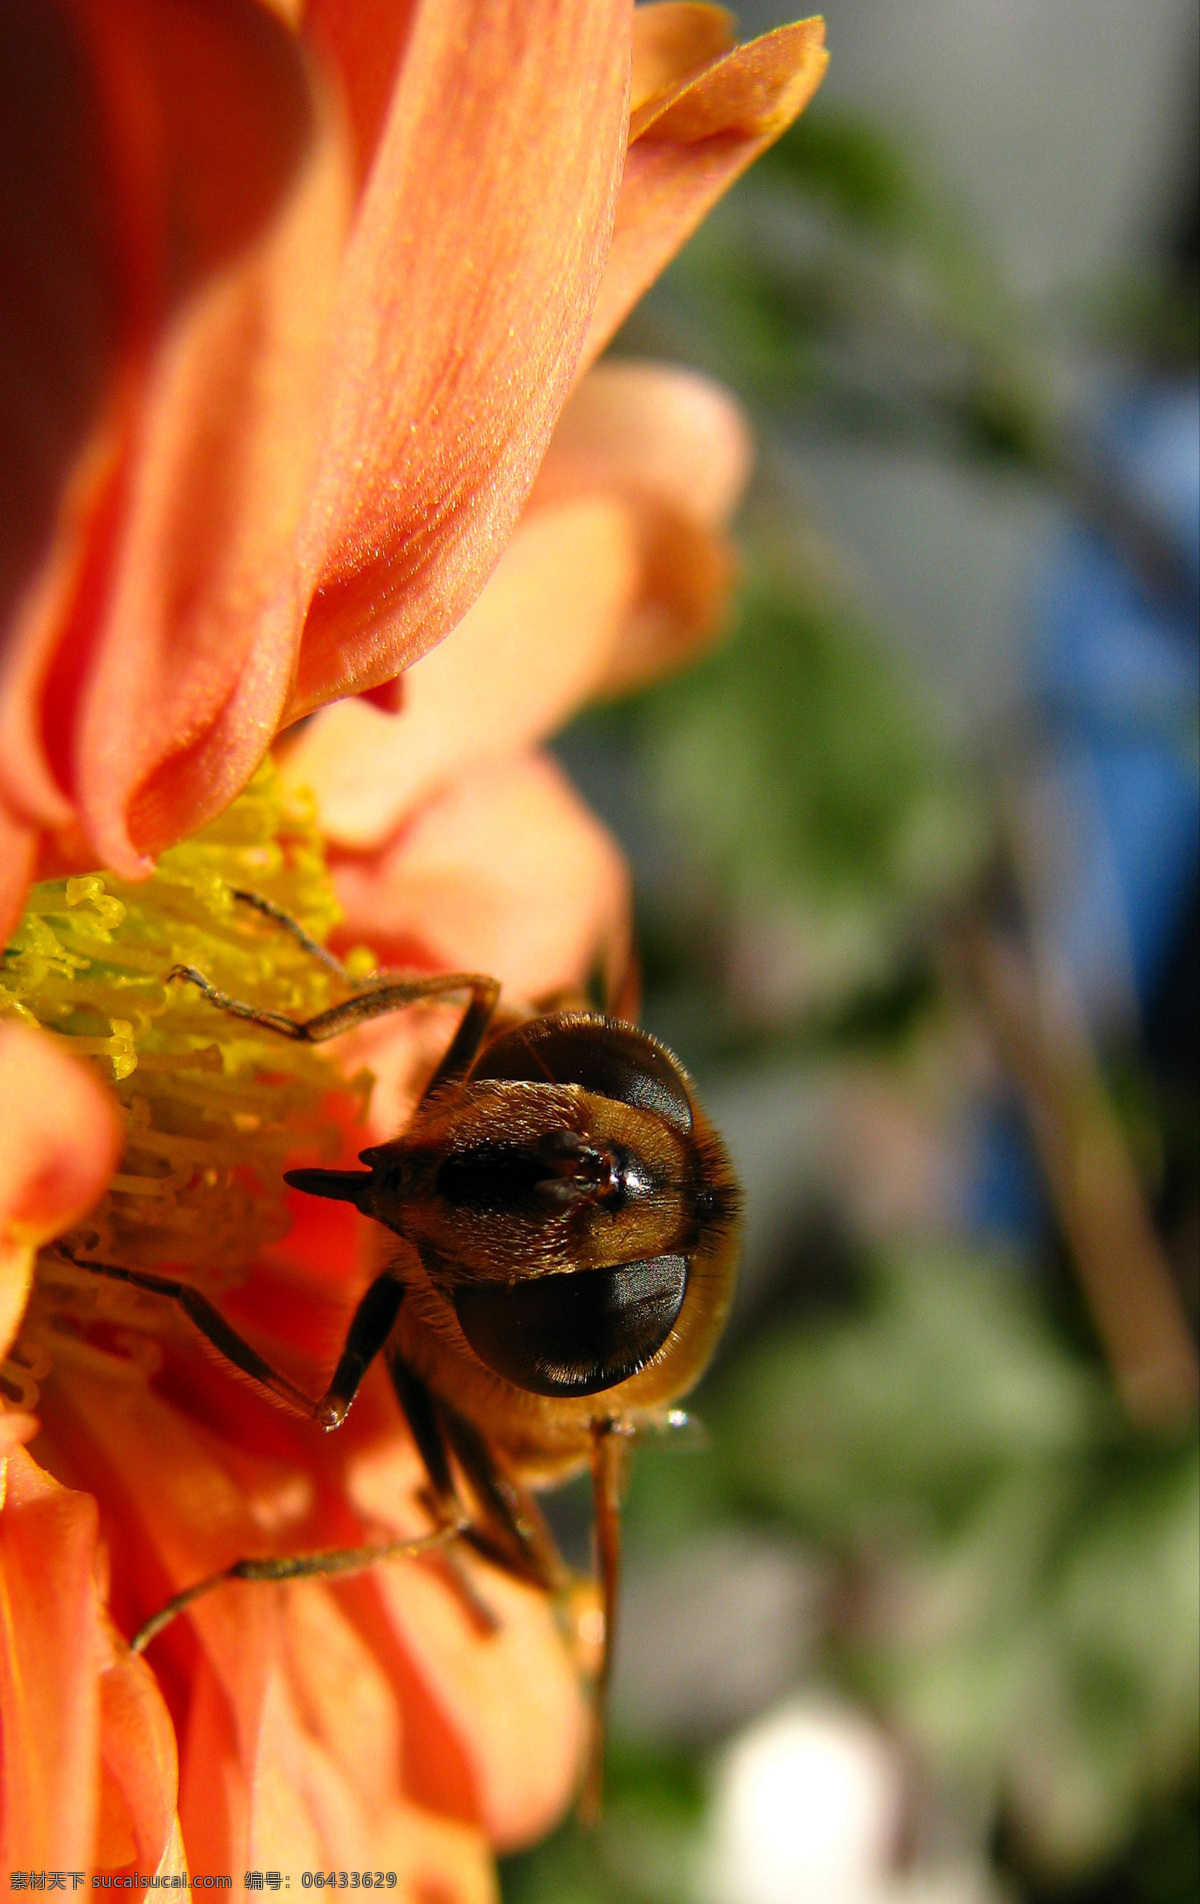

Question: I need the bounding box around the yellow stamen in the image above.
[2,767,372,1400]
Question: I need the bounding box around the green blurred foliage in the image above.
[625,107,1052,470]
[503,1745,704,1904]
[717,1250,1199,1875]
[626,566,986,1022]
[505,1252,1198,1902]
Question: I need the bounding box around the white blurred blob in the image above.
[702,1698,903,1904]
[700,1698,1007,1904]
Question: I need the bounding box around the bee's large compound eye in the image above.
[473,1018,694,1132]
[451,1254,689,1397]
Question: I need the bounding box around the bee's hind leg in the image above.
[387,1354,567,1599]
[439,1400,570,1597]
[579,1420,630,1825]
[130,1514,468,1655]
[386,1352,618,1822]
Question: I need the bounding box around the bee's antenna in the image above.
[285,1167,375,1209]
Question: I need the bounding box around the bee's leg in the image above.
[387,1351,459,1512]
[384,1352,502,1632]
[415,974,503,1096]
[130,1513,468,1655]
[226,888,354,980]
[59,1246,404,1430]
[225,888,505,1087]
[314,1271,406,1426]
[437,1401,570,1596]
[387,1354,566,1596]
[54,1258,450,1653]
[579,1421,631,1825]
[168,963,500,1053]
[56,1246,337,1421]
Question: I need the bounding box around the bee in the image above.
[62,890,740,1811]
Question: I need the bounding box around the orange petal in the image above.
[0,0,348,884]
[45,1370,325,1869]
[281,498,640,849]
[301,0,424,191]
[45,1369,504,1885]
[376,1551,588,1851]
[0,1453,101,1865]
[283,359,752,848]
[546,358,752,530]
[0,0,122,836]
[631,2,735,111]
[272,1580,498,1891]
[0,1449,178,1871]
[582,17,828,366]
[0,804,38,945]
[601,503,737,694]
[0,1413,38,1456]
[325,754,631,1141]
[287,0,633,717]
[0,1023,121,1363]
[95,1623,181,1872]
[331,752,631,1000]
[178,1637,494,1890]
[535,357,753,692]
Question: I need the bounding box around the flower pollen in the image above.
[1,766,372,1410]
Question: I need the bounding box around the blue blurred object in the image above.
[968,381,1200,1243]
[1040,383,1199,1011]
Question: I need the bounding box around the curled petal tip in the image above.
[631,3,737,112]
[584,15,829,365]
[633,18,828,143]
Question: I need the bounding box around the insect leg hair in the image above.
[168,964,501,1065]
[60,1248,403,1432]
[227,889,353,980]
[435,1403,569,1596]
[130,1515,468,1655]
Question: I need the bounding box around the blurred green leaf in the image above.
[758,112,932,239]
[627,105,1057,477]
[501,1744,704,1904]
[626,572,985,1017]
[712,1247,1199,1877]
[717,1248,1108,1536]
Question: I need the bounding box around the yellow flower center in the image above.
[1,765,373,1408]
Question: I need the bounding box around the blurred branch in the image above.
[1030,427,1195,613]
[951,910,1199,1431]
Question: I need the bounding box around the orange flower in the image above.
[0,0,827,1883]
[0,0,826,936]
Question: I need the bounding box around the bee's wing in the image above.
[622,1406,711,1453]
